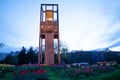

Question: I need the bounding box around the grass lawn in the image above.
[2,72,13,80]
[86,69,120,80]
[47,69,120,80]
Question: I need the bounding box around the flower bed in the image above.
[13,66,48,80]
[47,65,115,79]
[0,64,119,80]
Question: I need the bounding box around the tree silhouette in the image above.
[4,52,18,65]
[17,47,26,65]
[26,47,37,64]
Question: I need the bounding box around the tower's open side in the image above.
[38,4,60,65]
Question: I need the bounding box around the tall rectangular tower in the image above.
[38,4,60,65]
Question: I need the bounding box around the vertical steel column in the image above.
[57,5,60,64]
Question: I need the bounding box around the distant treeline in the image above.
[63,50,120,64]
[0,47,120,65]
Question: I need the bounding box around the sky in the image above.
[0,0,120,52]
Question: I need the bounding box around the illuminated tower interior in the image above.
[38,4,60,64]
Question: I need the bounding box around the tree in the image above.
[54,41,69,64]
[4,52,18,65]
[26,47,37,64]
[104,51,118,61]
[61,48,69,64]
[17,47,26,65]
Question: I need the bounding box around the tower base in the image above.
[45,33,54,64]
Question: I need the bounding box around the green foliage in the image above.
[0,64,120,80]
[43,65,116,80]
[82,69,120,80]
[47,65,120,80]
[4,53,18,65]
[104,70,120,80]
[17,47,26,64]
[92,66,114,74]
[1,46,38,65]
[26,47,37,64]
[13,71,47,80]
[17,47,38,65]
[1,45,120,65]
[13,65,48,80]
[0,64,15,79]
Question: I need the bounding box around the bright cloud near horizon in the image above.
[0,0,120,51]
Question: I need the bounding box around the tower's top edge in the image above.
[41,4,58,6]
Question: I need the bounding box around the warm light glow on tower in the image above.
[46,10,53,21]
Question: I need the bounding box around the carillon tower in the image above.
[38,4,60,65]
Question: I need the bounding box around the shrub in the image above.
[13,68,48,80]
[0,64,15,79]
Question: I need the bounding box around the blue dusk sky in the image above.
[0,0,120,51]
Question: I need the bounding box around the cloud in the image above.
[108,39,120,48]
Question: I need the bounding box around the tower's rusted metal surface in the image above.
[38,4,60,65]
